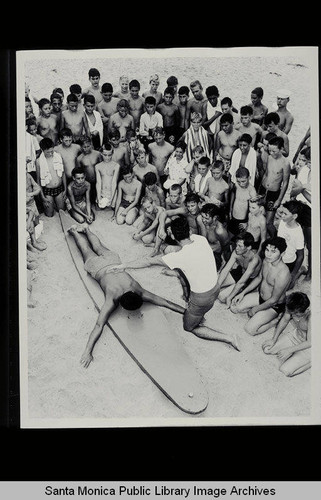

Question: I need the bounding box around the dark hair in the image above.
[101,82,113,93]
[117,99,130,110]
[164,86,175,96]
[268,136,284,149]
[59,127,73,139]
[178,86,189,95]
[264,112,280,126]
[211,160,224,171]
[263,236,287,255]
[50,92,62,102]
[69,84,82,94]
[166,75,178,86]
[119,291,143,311]
[299,146,311,161]
[143,171,157,186]
[88,67,100,78]
[67,93,79,103]
[39,137,54,150]
[120,165,133,177]
[235,166,250,178]
[170,215,190,241]
[265,132,277,142]
[53,87,64,96]
[205,85,219,97]
[221,96,233,107]
[200,203,222,219]
[282,199,304,219]
[144,95,156,106]
[38,97,50,109]
[240,105,253,116]
[185,192,200,204]
[175,141,186,152]
[198,156,211,167]
[235,231,255,248]
[239,133,252,144]
[72,166,85,177]
[220,113,233,124]
[286,292,310,313]
[129,79,140,89]
[26,117,37,128]
[84,94,96,105]
[251,87,264,98]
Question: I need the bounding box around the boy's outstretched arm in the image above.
[80,297,117,368]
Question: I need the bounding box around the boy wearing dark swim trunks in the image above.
[230,236,291,336]
[67,166,95,224]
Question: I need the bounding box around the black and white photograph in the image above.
[17,46,321,428]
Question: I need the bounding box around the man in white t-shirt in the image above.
[277,200,305,289]
[110,215,239,350]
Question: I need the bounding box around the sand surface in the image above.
[22,48,315,425]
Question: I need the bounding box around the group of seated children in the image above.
[25,70,312,376]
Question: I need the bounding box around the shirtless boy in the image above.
[108,129,129,168]
[185,80,207,125]
[258,135,291,237]
[77,136,102,205]
[153,191,202,256]
[82,67,103,108]
[248,87,268,126]
[132,196,165,246]
[157,87,180,144]
[246,195,267,253]
[217,231,262,307]
[200,160,229,213]
[54,128,82,181]
[143,172,166,208]
[66,225,186,368]
[36,98,60,146]
[95,143,120,209]
[147,127,175,186]
[133,149,160,184]
[230,236,291,336]
[198,203,231,271]
[262,112,289,157]
[61,94,90,144]
[214,113,241,172]
[235,105,263,148]
[108,99,135,143]
[97,83,120,144]
[228,166,257,238]
[67,166,94,224]
[114,165,142,225]
[36,138,66,217]
[127,79,145,130]
[276,89,294,135]
[262,291,311,377]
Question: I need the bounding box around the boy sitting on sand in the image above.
[114,165,142,225]
[262,291,311,377]
[132,196,165,246]
[67,166,95,224]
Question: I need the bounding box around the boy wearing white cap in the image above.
[276,89,294,135]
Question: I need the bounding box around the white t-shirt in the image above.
[277,219,305,264]
[161,234,217,293]
[296,165,311,207]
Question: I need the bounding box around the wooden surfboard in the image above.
[59,209,209,414]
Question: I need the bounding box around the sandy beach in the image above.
[19,47,319,426]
